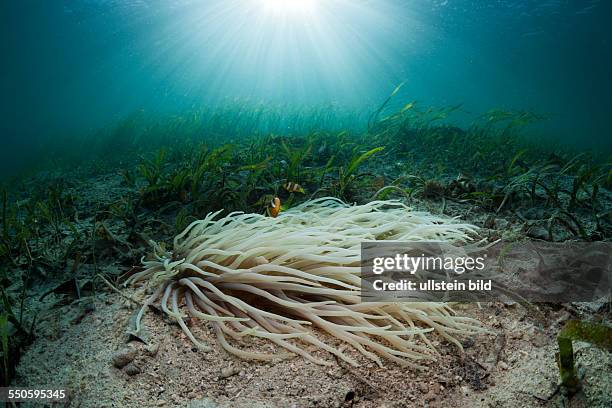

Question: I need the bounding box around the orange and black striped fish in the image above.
[267,197,281,218]
[283,182,305,194]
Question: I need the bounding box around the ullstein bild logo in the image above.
[360,241,611,303]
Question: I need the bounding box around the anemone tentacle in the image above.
[126,197,484,368]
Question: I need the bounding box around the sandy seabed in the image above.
[15,289,611,408]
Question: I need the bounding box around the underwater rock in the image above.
[219,366,239,379]
[526,224,549,240]
[123,362,141,376]
[145,342,160,356]
[497,361,509,370]
[112,347,137,368]
[417,383,429,394]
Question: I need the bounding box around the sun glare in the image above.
[260,0,319,17]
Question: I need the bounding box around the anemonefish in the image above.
[267,197,281,218]
[283,182,305,194]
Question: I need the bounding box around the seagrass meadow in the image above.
[1,1,611,407]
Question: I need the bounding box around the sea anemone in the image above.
[125,197,483,368]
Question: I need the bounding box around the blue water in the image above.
[1,0,611,175]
